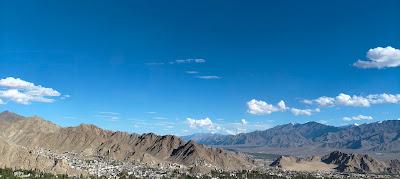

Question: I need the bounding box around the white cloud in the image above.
[305,93,400,108]
[354,46,400,69]
[314,96,335,106]
[0,77,61,105]
[343,115,373,121]
[302,99,314,105]
[241,119,248,125]
[291,108,320,116]
[366,93,400,104]
[277,100,288,110]
[336,93,370,107]
[195,76,221,80]
[0,98,3,105]
[247,99,287,115]
[186,117,220,132]
[187,117,213,128]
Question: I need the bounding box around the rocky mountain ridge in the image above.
[184,121,400,153]
[0,111,252,176]
[270,151,400,174]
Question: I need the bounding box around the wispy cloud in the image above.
[145,62,165,66]
[354,46,400,69]
[240,119,247,125]
[146,58,206,66]
[0,77,61,105]
[195,75,221,80]
[185,71,199,74]
[60,94,71,100]
[290,108,320,116]
[94,111,120,122]
[170,59,205,64]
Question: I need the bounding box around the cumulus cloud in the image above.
[241,119,248,125]
[367,93,400,104]
[187,117,213,128]
[195,76,221,80]
[301,99,313,105]
[354,46,400,69]
[277,100,288,110]
[247,99,287,115]
[343,115,373,121]
[291,108,320,116]
[304,93,400,108]
[314,96,335,106]
[186,117,220,132]
[336,93,370,107]
[0,77,61,105]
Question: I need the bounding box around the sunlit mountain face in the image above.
[1,0,400,178]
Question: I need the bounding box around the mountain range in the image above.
[0,111,252,175]
[2,110,400,176]
[182,121,400,157]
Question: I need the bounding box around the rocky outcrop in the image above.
[271,151,400,174]
[321,151,388,173]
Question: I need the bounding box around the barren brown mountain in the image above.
[271,150,400,174]
[0,111,252,175]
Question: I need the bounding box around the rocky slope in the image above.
[0,135,84,176]
[184,121,400,152]
[271,151,400,173]
[0,111,252,175]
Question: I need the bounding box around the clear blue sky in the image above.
[1,0,399,135]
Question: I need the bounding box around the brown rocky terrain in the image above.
[271,150,400,174]
[0,111,252,175]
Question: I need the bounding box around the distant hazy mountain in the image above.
[0,111,252,175]
[183,121,400,152]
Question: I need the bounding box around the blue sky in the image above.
[0,0,399,135]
